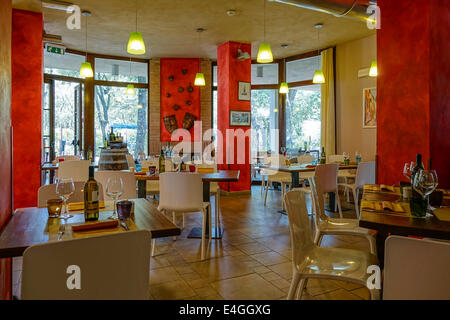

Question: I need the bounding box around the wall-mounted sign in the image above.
[46,44,66,55]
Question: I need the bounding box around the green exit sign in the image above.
[46,45,65,55]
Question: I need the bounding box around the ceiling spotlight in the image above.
[281,44,289,49]
[41,0,73,11]
[315,23,323,29]
[226,9,236,16]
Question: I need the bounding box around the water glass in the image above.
[56,178,74,219]
[106,177,124,219]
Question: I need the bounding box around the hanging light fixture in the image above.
[369,61,378,77]
[194,28,206,87]
[126,58,136,95]
[257,0,273,63]
[279,82,289,94]
[127,0,146,55]
[79,11,93,78]
[312,23,325,84]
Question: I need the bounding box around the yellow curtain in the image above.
[320,48,335,155]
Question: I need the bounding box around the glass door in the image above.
[53,79,83,157]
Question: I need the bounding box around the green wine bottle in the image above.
[159,149,166,173]
[320,146,326,164]
[84,166,99,221]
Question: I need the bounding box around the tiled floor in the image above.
[12,186,373,300]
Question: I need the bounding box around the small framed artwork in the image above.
[363,87,377,128]
[230,110,251,126]
[238,81,251,101]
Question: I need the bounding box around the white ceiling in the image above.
[32,0,375,60]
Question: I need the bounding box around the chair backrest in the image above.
[94,170,137,200]
[126,154,135,169]
[57,160,90,182]
[314,163,338,193]
[264,154,287,166]
[309,177,330,225]
[21,230,151,300]
[158,172,203,212]
[284,190,316,267]
[383,236,450,300]
[327,154,345,164]
[56,155,81,162]
[297,154,315,164]
[355,161,375,188]
[37,182,105,207]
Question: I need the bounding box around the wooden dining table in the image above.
[135,170,240,240]
[260,163,358,213]
[359,184,450,267]
[0,198,180,259]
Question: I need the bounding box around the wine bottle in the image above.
[87,147,93,163]
[411,154,424,197]
[320,146,326,164]
[109,127,115,143]
[104,138,108,148]
[84,166,99,221]
[159,149,165,173]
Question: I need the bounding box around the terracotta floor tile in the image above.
[151,280,196,300]
[250,251,289,266]
[315,288,362,300]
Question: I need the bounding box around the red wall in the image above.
[217,41,252,192]
[160,58,201,142]
[377,0,450,188]
[0,0,12,300]
[11,9,43,209]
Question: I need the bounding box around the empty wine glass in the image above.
[56,178,75,219]
[106,177,124,219]
[413,169,438,210]
[403,162,415,181]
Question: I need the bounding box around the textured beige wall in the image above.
[336,34,377,162]
[149,59,212,155]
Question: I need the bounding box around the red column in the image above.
[377,0,450,188]
[11,9,43,209]
[217,42,252,192]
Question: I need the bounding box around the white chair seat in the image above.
[146,180,159,193]
[317,218,373,235]
[292,187,311,194]
[159,202,210,213]
[299,246,378,281]
[338,171,356,178]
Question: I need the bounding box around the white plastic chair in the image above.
[284,190,380,300]
[327,154,345,163]
[57,160,90,182]
[157,172,210,260]
[37,182,105,207]
[314,163,343,217]
[310,177,376,254]
[263,154,292,210]
[126,154,135,171]
[383,236,450,300]
[196,163,221,234]
[21,230,151,300]
[94,171,137,200]
[339,162,375,218]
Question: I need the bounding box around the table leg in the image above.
[188,181,223,239]
[376,231,389,269]
[137,180,146,198]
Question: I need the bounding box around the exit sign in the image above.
[46,44,65,55]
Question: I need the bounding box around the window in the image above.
[286,55,321,83]
[251,63,278,85]
[285,85,321,152]
[94,86,148,158]
[42,82,51,161]
[251,89,279,154]
[95,58,148,83]
[44,51,85,78]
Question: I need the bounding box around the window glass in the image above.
[286,55,321,83]
[213,65,218,87]
[94,86,148,157]
[95,58,148,83]
[285,85,321,152]
[44,51,85,78]
[251,63,278,85]
[251,89,279,154]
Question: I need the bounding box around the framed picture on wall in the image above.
[230,110,251,126]
[363,87,377,128]
[238,81,251,101]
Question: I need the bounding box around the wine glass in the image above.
[56,178,75,220]
[413,169,438,210]
[106,177,124,219]
[403,162,415,181]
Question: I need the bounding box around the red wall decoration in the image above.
[217,41,252,192]
[160,58,201,142]
[377,0,450,188]
[11,9,43,209]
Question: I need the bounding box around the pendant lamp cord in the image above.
[85,14,88,58]
[135,0,138,32]
[263,0,266,42]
